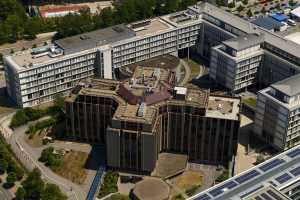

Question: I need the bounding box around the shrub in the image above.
[98,171,119,198]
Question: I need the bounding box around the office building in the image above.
[210,34,264,92]
[65,64,240,172]
[254,74,300,151]
[188,144,300,200]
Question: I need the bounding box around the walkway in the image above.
[0,114,86,200]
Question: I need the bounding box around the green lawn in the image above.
[243,98,257,108]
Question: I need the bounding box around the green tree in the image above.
[237,5,245,12]
[0,159,8,174]
[16,187,26,200]
[261,6,266,14]
[247,9,253,17]
[41,183,67,200]
[228,2,236,8]
[5,172,17,188]
[39,147,54,163]
[0,53,3,64]
[22,168,45,200]
[242,0,248,4]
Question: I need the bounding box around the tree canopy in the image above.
[0,0,199,44]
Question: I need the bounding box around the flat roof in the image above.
[271,73,300,96]
[223,34,263,51]
[188,144,300,200]
[55,24,136,54]
[205,96,240,120]
[252,17,282,31]
[130,18,172,37]
[195,2,300,59]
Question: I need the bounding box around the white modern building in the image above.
[210,34,264,92]
[4,2,300,109]
[254,74,300,151]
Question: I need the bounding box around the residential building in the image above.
[65,65,240,172]
[254,74,300,151]
[188,144,300,200]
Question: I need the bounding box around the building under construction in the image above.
[65,66,241,172]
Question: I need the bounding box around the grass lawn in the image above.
[53,150,88,184]
[175,170,202,191]
[243,97,257,108]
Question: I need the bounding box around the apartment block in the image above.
[210,34,264,92]
[65,65,240,172]
[254,74,300,151]
[188,144,300,200]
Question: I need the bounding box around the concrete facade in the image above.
[65,66,240,172]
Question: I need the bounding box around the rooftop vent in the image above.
[112,26,124,33]
[137,103,146,117]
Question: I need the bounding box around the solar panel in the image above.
[240,185,264,199]
[286,148,300,158]
[290,166,300,176]
[267,190,284,200]
[269,181,277,187]
[255,196,263,200]
[235,170,260,184]
[275,173,292,184]
[259,159,285,172]
[209,181,238,197]
[194,194,211,200]
[261,193,272,200]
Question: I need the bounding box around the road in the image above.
[0,114,87,200]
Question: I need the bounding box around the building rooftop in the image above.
[194,2,300,60]
[160,9,201,27]
[128,18,172,37]
[271,73,300,97]
[188,144,300,200]
[206,95,240,120]
[55,24,136,54]
[223,34,263,51]
[252,17,283,31]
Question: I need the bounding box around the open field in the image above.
[53,150,88,184]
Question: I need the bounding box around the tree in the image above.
[16,187,26,200]
[247,9,253,17]
[0,53,3,64]
[22,168,45,200]
[261,6,266,14]
[289,0,295,6]
[39,147,54,163]
[242,0,248,5]
[228,2,236,8]
[41,183,67,200]
[237,5,245,12]
[5,172,17,188]
[0,159,8,174]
